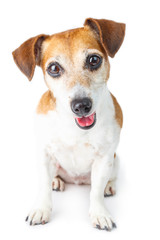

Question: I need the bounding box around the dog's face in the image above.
[41,27,110,129]
[12,18,125,130]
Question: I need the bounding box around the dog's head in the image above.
[12,18,125,130]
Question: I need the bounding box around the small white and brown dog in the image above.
[12,18,125,231]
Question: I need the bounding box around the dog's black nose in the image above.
[71,98,92,117]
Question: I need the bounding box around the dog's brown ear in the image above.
[12,34,49,81]
[84,18,125,58]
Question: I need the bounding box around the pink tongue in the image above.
[76,113,95,127]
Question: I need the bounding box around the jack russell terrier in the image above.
[12,18,125,231]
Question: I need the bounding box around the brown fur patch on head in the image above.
[41,27,108,87]
[110,93,123,128]
[66,75,91,89]
[37,90,56,114]
[41,27,105,68]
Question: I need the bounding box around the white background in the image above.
[0,0,160,239]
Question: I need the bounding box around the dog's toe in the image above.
[90,210,116,231]
[26,208,51,226]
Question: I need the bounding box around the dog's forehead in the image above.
[41,27,104,67]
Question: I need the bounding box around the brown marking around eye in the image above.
[40,27,110,90]
[41,27,106,73]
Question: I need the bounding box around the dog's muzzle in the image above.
[71,98,96,130]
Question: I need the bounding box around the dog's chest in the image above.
[42,116,105,177]
[36,107,117,181]
[49,136,98,177]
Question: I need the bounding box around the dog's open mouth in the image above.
[75,112,96,130]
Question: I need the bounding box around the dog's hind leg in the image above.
[52,176,65,192]
[104,154,119,197]
[104,179,116,197]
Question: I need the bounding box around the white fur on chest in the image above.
[35,89,120,179]
[52,139,96,176]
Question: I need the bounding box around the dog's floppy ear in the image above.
[84,18,125,58]
[12,34,49,81]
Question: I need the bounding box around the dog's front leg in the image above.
[90,153,116,231]
[26,151,55,226]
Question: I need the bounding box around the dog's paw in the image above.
[104,180,116,197]
[90,207,116,231]
[52,176,65,191]
[26,207,52,226]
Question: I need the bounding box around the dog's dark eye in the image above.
[47,62,63,77]
[86,54,102,70]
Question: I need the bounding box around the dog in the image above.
[12,18,125,231]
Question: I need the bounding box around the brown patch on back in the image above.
[111,93,123,128]
[37,90,56,114]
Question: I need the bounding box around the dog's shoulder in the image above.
[37,90,56,114]
[110,92,123,128]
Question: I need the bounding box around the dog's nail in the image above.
[104,194,112,197]
[104,226,109,231]
[30,220,33,226]
[25,216,28,221]
[42,220,46,225]
[52,188,59,191]
[112,222,117,228]
[96,224,101,229]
